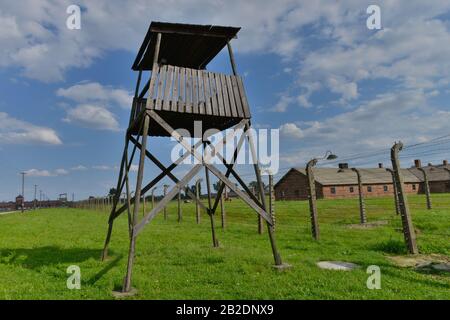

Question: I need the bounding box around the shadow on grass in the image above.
[371,239,407,255]
[0,246,101,269]
[381,267,450,290]
[0,246,123,285]
[87,254,123,285]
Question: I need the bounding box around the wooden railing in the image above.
[132,64,250,121]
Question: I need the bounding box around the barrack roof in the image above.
[275,168,422,188]
[132,22,241,71]
[295,168,421,185]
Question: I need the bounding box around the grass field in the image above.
[0,194,449,300]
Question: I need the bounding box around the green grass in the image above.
[0,194,449,299]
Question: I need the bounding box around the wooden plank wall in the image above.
[145,64,250,118]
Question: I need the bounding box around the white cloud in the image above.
[0,0,315,82]
[92,165,112,171]
[55,168,69,175]
[296,3,450,103]
[279,123,304,139]
[130,164,139,172]
[23,169,53,177]
[63,104,120,131]
[279,89,450,167]
[272,95,294,112]
[57,82,132,109]
[71,165,88,171]
[24,168,68,177]
[1,1,450,90]
[0,112,62,145]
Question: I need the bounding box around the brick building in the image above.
[274,160,450,201]
[409,160,450,193]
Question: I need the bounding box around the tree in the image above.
[213,181,221,192]
[108,188,117,197]
[248,181,265,191]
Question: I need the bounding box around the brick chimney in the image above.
[378,163,383,168]
[443,160,448,166]
[414,159,422,168]
[338,163,349,169]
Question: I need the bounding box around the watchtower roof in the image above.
[132,22,241,71]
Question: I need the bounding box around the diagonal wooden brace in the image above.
[148,110,273,225]
[134,164,204,236]
[109,137,204,222]
[129,136,209,213]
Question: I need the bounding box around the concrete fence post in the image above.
[417,167,432,210]
[306,158,320,240]
[351,168,367,224]
[391,142,419,254]
[269,173,276,230]
[386,168,401,215]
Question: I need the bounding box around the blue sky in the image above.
[1,1,450,201]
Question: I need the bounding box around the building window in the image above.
[367,186,372,192]
[412,184,416,190]
[349,186,354,193]
[383,185,388,192]
[330,187,336,194]
[295,189,300,197]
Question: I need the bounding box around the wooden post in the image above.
[142,192,146,217]
[257,186,263,234]
[352,168,367,224]
[177,191,182,222]
[151,188,156,209]
[268,173,275,230]
[417,167,432,210]
[386,168,400,215]
[245,123,282,265]
[205,165,219,247]
[123,114,151,292]
[227,41,238,75]
[163,184,169,220]
[391,142,418,254]
[306,159,320,240]
[220,192,226,229]
[195,179,202,224]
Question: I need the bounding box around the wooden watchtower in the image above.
[102,22,284,293]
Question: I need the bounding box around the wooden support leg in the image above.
[245,123,282,265]
[195,181,201,224]
[205,165,219,247]
[123,114,150,293]
[163,185,168,220]
[124,147,134,238]
[101,222,114,261]
[220,193,226,229]
[101,137,129,261]
[177,192,182,223]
